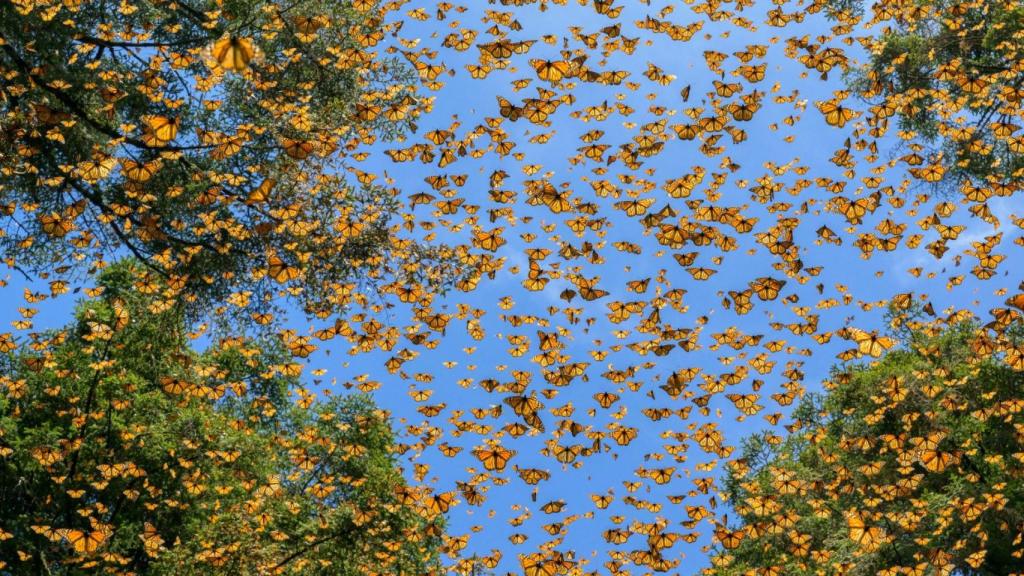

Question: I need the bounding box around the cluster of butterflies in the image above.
[3,0,1024,573]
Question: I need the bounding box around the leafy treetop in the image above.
[707,321,1024,575]
[0,260,445,575]
[0,0,455,320]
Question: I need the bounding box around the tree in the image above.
[827,0,1024,186]
[0,0,455,317]
[0,260,445,575]
[707,321,1024,576]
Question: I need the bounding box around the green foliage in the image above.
[0,0,457,318]
[709,323,1024,575]
[832,0,1024,185]
[0,260,444,575]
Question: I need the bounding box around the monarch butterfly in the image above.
[281,138,314,160]
[1003,344,1024,370]
[956,75,988,94]
[250,312,274,325]
[578,143,610,161]
[392,282,424,303]
[472,227,506,251]
[599,69,629,85]
[59,524,111,554]
[549,443,581,463]
[687,267,715,280]
[610,426,637,446]
[478,41,514,59]
[509,467,548,487]
[412,401,443,417]
[729,102,756,121]
[521,554,558,576]
[577,279,609,301]
[32,103,70,125]
[1007,135,1024,153]
[448,482,482,509]
[472,445,513,472]
[817,100,856,127]
[267,255,301,283]
[713,80,742,97]
[528,274,552,293]
[727,393,762,415]
[161,377,193,395]
[672,123,700,141]
[911,164,945,182]
[39,213,73,238]
[465,64,491,79]
[523,99,557,124]
[140,523,164,558]
[533,189,571,213]
[355,103,381,121]
[532,59,571,83]
[209,35,257,71]
[244,178,276,206]
[540,500,566,514]
[31,446,62,466]
[121,158,161,181]
[426,492,455,514]
[604,527,630,544]
[77,156,116,182]
[846,511,885,551]
[428,441,461,459]
[111,297,130,331]
[335,219,364,238]
[751,277,785,300]
[591,493,614,509]
[288,339,316,358]
[850,329,895,357]
[145,115,178,143]
[291,15,326,42]
[646,467,675,484]
[714,525,746,549]
[1006,293,1024,311]
[504,394,542,418]
[738,63,766,82]
[919,434,958,472]
[442,31,474,51]
[211,135,244,159]
[699,115,727,132]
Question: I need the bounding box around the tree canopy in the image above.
[0,261,444,575]
[830,0,1024,185]
[0,0,455,317]
[708,321,1024,575]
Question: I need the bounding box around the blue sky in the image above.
[3,0,1022,574]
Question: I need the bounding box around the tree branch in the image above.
[65,180,171,278]
[0,42,214,154]
[74,35,205,49]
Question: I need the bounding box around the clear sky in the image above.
[2,0,1021,574]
